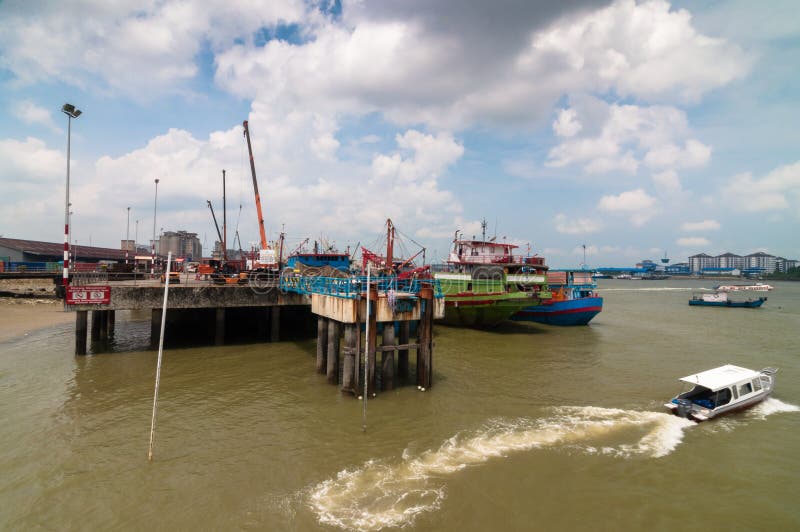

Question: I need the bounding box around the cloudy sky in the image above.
[1,0,798,267]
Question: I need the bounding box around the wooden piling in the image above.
[316,317,328,374]
[215,308,225,346]
[341,324,356,393]
[326,320,340,384]
[382,323,396,391]
[75,311,88,355]
[398,321,410,382]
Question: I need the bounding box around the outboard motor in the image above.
[675,398,693,418]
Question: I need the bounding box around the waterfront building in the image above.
[716,252,745,270]
[689,253,715,273]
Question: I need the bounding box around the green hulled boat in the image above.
[433,224,550,328]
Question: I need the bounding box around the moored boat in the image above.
[434,222,550,328]
[512,270,602,326]
[689,291,767,308]
[665,365,777,421]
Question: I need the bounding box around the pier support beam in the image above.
[75,311,88,355]
[341,324,356,393]
[91,310,101,342]
[107,310,115,337]
[382,323,396,391]
[367,285,378,395]
[398,321,410,383]
[326,320,340,385]
[316,317,328,374]
[150,309,162,350]
[270,306,280,342]
[98,310,109,342]
[416,287,434,390]
[215,308,225,346]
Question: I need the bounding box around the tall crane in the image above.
[206,200,226,261]
[242,120,276,270]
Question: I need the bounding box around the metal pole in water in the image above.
[362,263,371,432]
[148,251,172,461]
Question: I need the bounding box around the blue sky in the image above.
[1,0,798,267]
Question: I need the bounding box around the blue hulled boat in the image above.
[512,270,603,326]
[689,291,767,308]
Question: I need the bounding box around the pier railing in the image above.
[280,274,443,299]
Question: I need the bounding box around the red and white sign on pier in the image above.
[66,285,111,305]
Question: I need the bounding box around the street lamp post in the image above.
[61,103,82,289]
[126,206,131,265]
[151,179,159,277]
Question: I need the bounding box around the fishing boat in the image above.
[512,270,602,326]
[665,365,777,421]
[285,239,351,272]
[714,282,773,292]
[433,221,550,328]
[688,291,767,308]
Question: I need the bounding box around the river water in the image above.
[1,279,798,530]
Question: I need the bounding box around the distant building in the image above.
[745,252,776,274]
[688,253,715,273]
[666,262,690,275]
[716,252,745,270]
[157,231,202,259]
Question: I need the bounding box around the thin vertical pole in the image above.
[126,207,131,265]
[148,252,172,461]
[63,115,71,288]
[362,263,370,432]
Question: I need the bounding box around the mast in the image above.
[386,218,395,271]
[242,120,268,251]
[222,169,227,262]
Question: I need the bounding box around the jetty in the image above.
[64,272,444,395]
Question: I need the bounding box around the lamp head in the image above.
[62,103,82,118]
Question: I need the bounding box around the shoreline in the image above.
[0,298,73,343]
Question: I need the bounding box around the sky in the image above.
[0,0,798,267]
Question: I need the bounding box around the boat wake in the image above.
[307,407,693,530]
[598,287,695,292]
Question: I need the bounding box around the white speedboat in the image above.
[665,365,777,421]
[714,283,773,292]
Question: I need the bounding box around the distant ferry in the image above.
[512,270,602,326]
[714,283,773,292]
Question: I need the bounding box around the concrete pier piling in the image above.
[341,324,357,393]
[75,311,88,355]
[326,320,340,385]
[381,323,396,391]
[316,317,328,374]
[398,321,410,383]
[150,309,162,350]
[270,307,280,342]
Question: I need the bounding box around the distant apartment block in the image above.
[688,252,798,275]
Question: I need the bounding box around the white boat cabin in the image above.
[666,364,776,421]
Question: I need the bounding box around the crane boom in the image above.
[206,200,227,261]
[242,120,269,251]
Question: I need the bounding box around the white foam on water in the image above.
[307,407,694,530]
[598,287,695,292]
[745,397,800,420]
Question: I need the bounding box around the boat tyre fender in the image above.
[471,265,503,281]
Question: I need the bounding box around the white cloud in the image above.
[554,213,602,235]
[722,161,800,213]
[12,101,61,133]
[681,220,720,231]
[677,237,710,247]
[546,97,711,175]
[652,169,682,194]
[553,108,582,137]
[0,0,306,98]
[598,188,658,226]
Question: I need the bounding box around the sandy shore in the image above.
[0,298,73,343]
